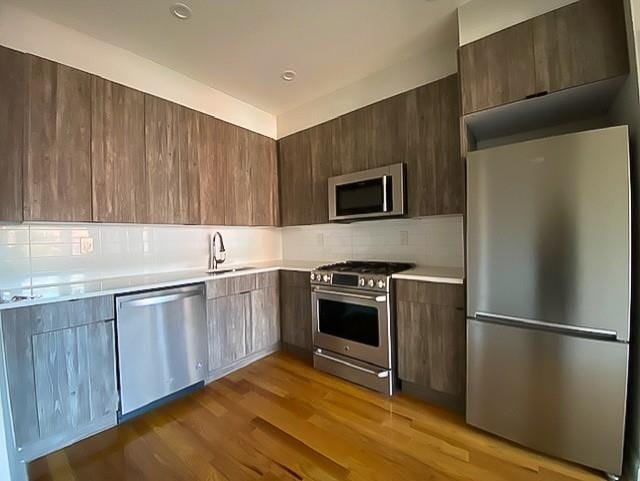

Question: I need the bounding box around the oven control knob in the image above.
[377,280,386,289]
[310,273,316,281]
[323,274,330,283]
[367,279,375,288]
[359,278,365,287]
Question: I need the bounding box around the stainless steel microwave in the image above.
[328,163,406,221]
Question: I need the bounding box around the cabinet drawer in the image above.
[206,273,257,299]
[395,280,464,308]
[14,296,115,335]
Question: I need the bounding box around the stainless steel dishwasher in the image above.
[116,284,207,420]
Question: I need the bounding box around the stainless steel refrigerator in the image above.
[466,126,630,477]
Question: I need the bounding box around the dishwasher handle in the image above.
[119,290,202,309]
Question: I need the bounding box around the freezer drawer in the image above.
[467,318,628,475]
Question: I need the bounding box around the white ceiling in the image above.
[6,0,467,115]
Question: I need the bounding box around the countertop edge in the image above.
[391,273,465,284]
[0,264,315,311]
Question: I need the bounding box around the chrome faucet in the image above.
[208,232,226,271]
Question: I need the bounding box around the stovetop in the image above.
[316,261,415,276]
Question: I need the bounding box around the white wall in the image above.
[0,4,277,139]
[277,40,458,138]
[457,0,579,45]
[282,216,464,268]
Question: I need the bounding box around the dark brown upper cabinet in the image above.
[23,55,92,222]
[533,0,628,95]
[0,45,25,222]
[249,132,279,226]
[144,96,200,225]
[179,106,204,225]
[459,22,536,115]
[277,74,462,226]
[224,124,251,226]
[278,130,313,226]
[336,107,371,175]
[459,0,629,115]
[198,115,226,226]
[412,75,463,216]
[308,121,337,224]
[145,95,181,224]
[91,78,148,223]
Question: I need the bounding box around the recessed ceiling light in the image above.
[170,3,192,20]
[281,70,297,82]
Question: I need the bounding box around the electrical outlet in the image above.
[80,237,94,254]
[400,231,409,246]
[316,233,325,246]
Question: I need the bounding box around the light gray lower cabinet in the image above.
[1,296,118,461]
[206,272,280,375]
[207,293,250,371]
[250,286,280,353]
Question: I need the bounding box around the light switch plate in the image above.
[400,231,409,246]
[80,237,94,254]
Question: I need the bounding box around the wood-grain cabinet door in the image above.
[199,115,226,226]
[278,132,313,226]
[145,96,200,224]
[459,21,537,115]
[248,132,279,226]
[533,0,628,94]
[0,45,26,222]
[308,121,336,224]
[91,77,147,223]
[1,297,117,452]
[249,285,280,353]
[279,271,312,351]
[178,106,203,225]
[396,281,465,404]
[32,321,118,439]
[336,107,372,175]
[145,95,181,224]
[24,55,92,221]
[207,293,249,371]
[224,124,253,226]
[411,75,463,216]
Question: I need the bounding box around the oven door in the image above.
[329,163,405,221]
[312,286,391,368]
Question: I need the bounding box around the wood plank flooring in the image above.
[29,352,605,481]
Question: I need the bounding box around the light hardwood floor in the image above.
[29,352,605,481]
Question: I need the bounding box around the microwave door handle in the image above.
[382,175,389,212]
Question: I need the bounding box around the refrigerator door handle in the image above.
[475,312,620,341]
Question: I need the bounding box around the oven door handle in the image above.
[314,349,389,378]
[313,288,387,303]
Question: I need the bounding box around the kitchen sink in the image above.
[206,267,256,275]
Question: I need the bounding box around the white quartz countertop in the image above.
[0,260,320,311]
[0,261,465,311]
[391,266,465,284]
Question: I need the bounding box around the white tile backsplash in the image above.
[282,216,464,268]
[0,216,464,290]
[0,223,283,290]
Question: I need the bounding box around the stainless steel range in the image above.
[310,261,414,395]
